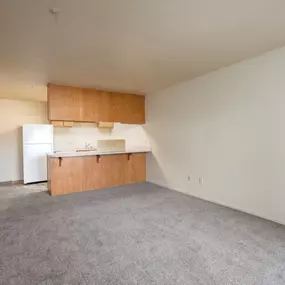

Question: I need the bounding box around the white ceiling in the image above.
[1,0,285,101]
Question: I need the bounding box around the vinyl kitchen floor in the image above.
[0,182,47,211]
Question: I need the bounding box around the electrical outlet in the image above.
[199,177,203,185]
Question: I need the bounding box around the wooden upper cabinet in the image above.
[48,84,83,121]
[81,88,100,122]
[97,91,112,122]
[126,94,145,124]
[111,92,145,124]
[75,88,112,122]
[48,84,145,124]
[110,92,125,123]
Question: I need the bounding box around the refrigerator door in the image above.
[23,144,53,184]
[23,124,53,144]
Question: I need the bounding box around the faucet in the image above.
[84,142,92,149]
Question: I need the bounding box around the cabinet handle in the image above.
[127,154,132,161]
[96,155,101,163]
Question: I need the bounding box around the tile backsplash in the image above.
[53,123,149,151]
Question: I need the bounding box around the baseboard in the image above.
[148,181,285,226]
[12,180,24,185]
[0,180,23,186]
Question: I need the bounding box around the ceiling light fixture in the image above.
[49,8,59,14]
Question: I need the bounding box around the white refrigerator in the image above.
[22,124,53,184]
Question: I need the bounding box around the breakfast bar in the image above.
[47,148,150,196]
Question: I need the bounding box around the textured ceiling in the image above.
[1,0,285,101]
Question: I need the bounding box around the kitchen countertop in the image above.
[47,147,151,158]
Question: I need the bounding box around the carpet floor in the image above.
[1,182,285,285]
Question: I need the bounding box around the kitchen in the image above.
[4,1,285,283]
[23,83,150,196]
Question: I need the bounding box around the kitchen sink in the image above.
[76,149,97,152]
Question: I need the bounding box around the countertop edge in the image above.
[47,149,151,158]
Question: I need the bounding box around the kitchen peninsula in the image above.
[47,148,150,196]
[47,83,149,196]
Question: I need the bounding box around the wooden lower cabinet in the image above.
[48,153,146,196]
[48,157,84,196]
[99,154,128,188]
[127,153,146,183]
[82,156,102,191]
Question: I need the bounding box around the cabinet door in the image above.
[97,91,112,122]
[110,92,124,123]
[81,88,100,122]
[48,84,82,121]
[127,153,146,183]
[124,94,145,124]
[110,92,145,124]
[82,156,103,191]
[49,157,83,196]
[99,154,128,188]
[81,89,112,122]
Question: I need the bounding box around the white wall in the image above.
[54,123,149,151]
[146,46,285,225]
[0,99,47,182]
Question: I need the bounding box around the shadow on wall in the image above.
[0,130,13,182]
[146,154,168,186]
[17,127,23,181]
[0,130,17,182]
[143,117,167,186]
[0,127,24,182]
